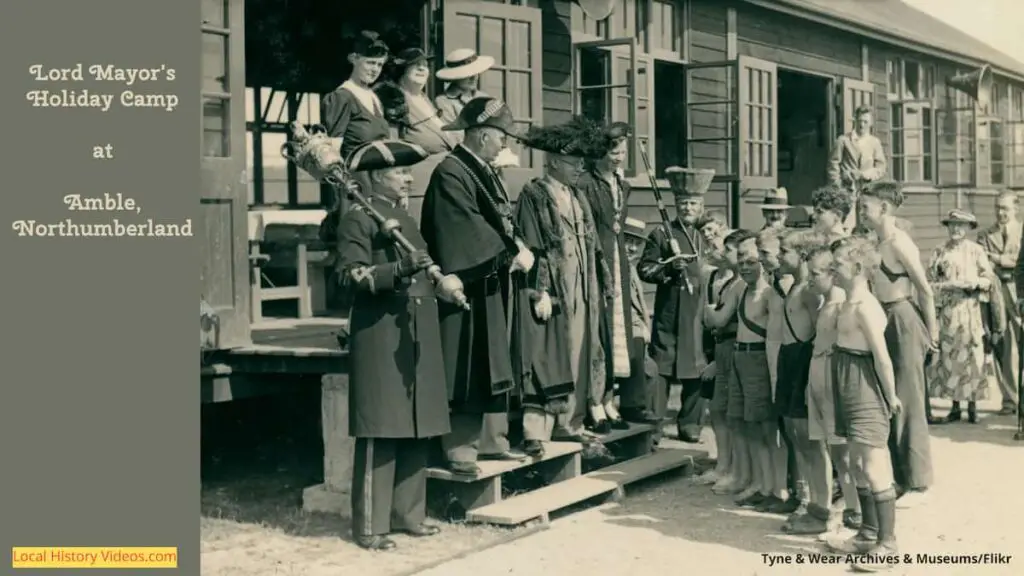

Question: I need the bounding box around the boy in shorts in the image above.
[826,237,902,571]
[727,236,777,507]
[755,228,795,512]
[701,228,750,491]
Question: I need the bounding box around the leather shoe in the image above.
[620,407,660,423]
[479,450,527,461]
[609,417,631,430]
[355,535,397,551]
[396,524,441,538]
[522,440,545,457]
[448,462,481,477]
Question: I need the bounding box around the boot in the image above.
[967,401,977,424]
[944,401,962,423]
[784,502,830,535]
[851,487,898,572]
[825,487,877,554]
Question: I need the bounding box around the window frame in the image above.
[889,100,934,185]
[570,0,687,187]
[246,87,324,208]
[1009,85,1024,189]
[886,57,938,185]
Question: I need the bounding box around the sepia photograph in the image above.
[198,1,1024,574]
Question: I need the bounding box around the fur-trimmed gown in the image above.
[513,177,609,424]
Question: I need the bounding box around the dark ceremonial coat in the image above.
[420,145,518,413]
[513,178,609,409]
[336,199,451,439]
[638,219,707,380]
[577,169,635,365]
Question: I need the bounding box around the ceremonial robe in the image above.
[420,145,517,412]
[513,178,607,414]
[577,169,634,384]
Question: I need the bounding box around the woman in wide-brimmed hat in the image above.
[375,47,458,155]
[926,209,1001,423]
[434,48,495,139]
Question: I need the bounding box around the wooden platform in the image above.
[427,420,698,526]
[466,447,700,525]
[428,442,582,511]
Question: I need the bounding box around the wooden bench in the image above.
[465,447,702,526]
[427,441,582,512]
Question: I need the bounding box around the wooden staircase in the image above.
[427,422,703,526]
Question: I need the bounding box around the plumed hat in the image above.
[519,115,606,158]
[442,97,518,136]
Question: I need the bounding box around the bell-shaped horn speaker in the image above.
[947,64,993,110]
[576,0,616,21]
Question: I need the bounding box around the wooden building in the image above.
[201,0,1024,383]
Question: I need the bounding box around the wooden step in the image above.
[427,441,583,512]
[596,422,655,443]
[427,441,582,482]
[466,447,702,526]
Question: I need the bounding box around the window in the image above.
[245,88,322,206]
[1008,86,1024,188]
[890,103,933,182]
[571,0,686,179]
[202,1,232,157]
[886,58,935,100]
[936,82,975,187]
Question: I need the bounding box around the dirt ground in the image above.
[201,388,1023,576]
[418,397,1023,576]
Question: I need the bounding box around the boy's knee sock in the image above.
[874,486,898,545]
[856,486,879,541]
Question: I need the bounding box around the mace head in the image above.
[281,122,344,183]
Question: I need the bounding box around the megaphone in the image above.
[576,0,616,21]
[947,64,993,111]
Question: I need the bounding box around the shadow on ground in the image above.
[925,407,1023,448]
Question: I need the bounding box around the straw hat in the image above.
[940,209,979,229]
[760,187,791,210]
[435,49,495,81]
[623,216,647,239]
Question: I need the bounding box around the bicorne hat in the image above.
[347,139,429,173]
[519,116,606,158]
[441,97,519,136]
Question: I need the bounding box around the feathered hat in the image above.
[519,116,606,158]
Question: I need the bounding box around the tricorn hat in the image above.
[347,139,429,172]
[441,97,519,136]
[940,208,979,229]
[435,48,495,81]
[665,166,715,199]
[760,187,791,210]
[623,216,647,239]
[519,116,605,158]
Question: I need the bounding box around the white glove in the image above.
[511,247,535,273]
[533,292,553,321]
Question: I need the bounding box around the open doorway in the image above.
[776,69,832,207]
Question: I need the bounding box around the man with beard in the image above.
[980,191,1021,416]
[760,188,791,231]
[578,121,658,427]
[420,97,534,476]
[513,117,615,456]
[639,166,713,443]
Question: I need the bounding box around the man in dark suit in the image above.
[336,139,452,551]
[420,97,535,476]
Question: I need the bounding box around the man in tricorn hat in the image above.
[512,117,618,456]
[639,166,714,443]
[336,139,450,551]
[420,97,535,476]
[760,187,791,231]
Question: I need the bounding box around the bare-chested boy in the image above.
[754,228,795,512]
[776,231,828,533]
[856,180,935,509]
[703,228,752,493]
[826,236,902,572]
[727,236,779,507]
[692,211,737,486]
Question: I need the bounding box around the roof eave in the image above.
[742,0,1024,83]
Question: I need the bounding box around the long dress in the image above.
[926,239,995,402]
